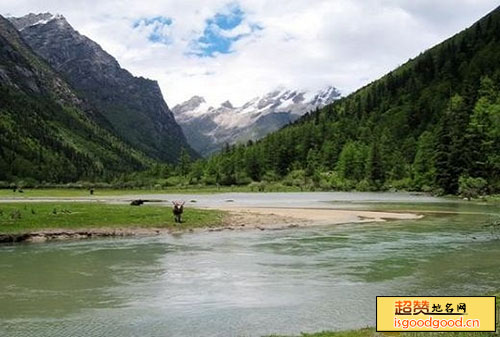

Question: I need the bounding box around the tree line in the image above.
[148,9,499,195]
[2,7,499,197]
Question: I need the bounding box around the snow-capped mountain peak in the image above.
[221,100,234,109]
[8,13,65,31]
[172,86,341,156]
[310,86,340,106]
[172,96,210,122]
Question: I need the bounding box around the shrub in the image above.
[165,176,183,187]
[235,172,252,185]
[328,172,355,190]
[384,178,412,191]
[248,181,265,192]
[458,176,488,200]
[356,179,372,191]
[262,170,279,183]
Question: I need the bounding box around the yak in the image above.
[172,201,185,223]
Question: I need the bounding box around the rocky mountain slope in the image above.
[0,15,150,183]
[172,86,340,155]
[10,13,196,162]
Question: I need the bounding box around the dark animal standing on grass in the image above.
[172,201,185,223]
[90,188,94,195]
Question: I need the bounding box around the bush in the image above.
[201,173,217,185]
[319,176,332,191]
[267,182,286,192]
[248,181,265,192]
[235,172,252,185]
[328,172,355,190]
[384,178,412,191]
[458,176,488,200]
[421,185,433,193]
[262,170,279,183]
[165,176,183,187]
[65,182,84,189]
[356,179,372,191]
[432,187,445,196]
[283,170,306,187]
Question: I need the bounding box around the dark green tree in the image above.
[178,148,192,177]
[366,141,384,188]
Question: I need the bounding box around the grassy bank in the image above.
[0,187,236,197]
[0,185,306,197]
[0,202,224,234]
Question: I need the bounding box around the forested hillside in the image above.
[179,6,500,194]
[10,13,197,163]
[0,15,151,184]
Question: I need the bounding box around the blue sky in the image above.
[133,16,173,44]
[192,4,262,57]
[195,5,245,56]
[131,5,262,57]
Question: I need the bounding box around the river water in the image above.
[0,192,499,337]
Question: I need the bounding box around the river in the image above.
[0,192,499,336]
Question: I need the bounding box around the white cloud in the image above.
[2,0,498,106]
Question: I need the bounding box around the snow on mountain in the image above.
[172,86,341,156]
[8,13,62,31]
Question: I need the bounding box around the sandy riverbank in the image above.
[216,206,422,228]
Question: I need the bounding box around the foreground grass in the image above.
[0,202,224,234]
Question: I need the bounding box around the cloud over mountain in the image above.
[2,0,498,106]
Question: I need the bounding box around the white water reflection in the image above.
[0,193,499,337]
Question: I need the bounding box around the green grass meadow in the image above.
[0,202,224,234]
